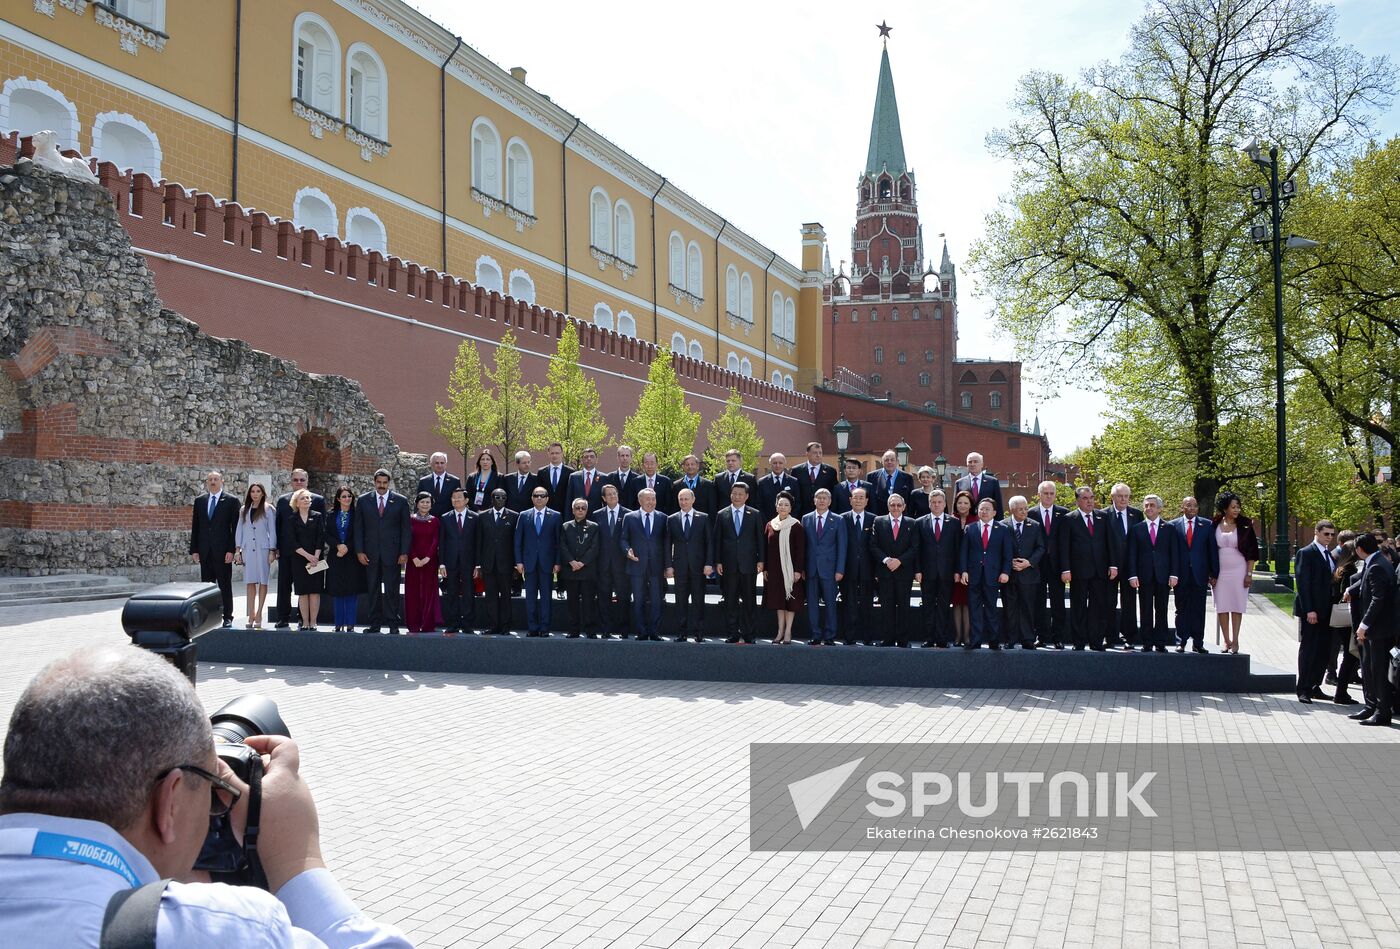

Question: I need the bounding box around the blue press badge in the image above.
[31,831,140,887]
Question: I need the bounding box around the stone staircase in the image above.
[0,574,147,607]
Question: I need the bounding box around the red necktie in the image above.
[982,524,989,550]
[1043,511,1051,537]
[1150,521,1157,545]
[1186,520,1194,547]
[1085,514,1093,536]
[934,517,941,542]
[584,472,592,496]
[972,478,979,501]
[891,518,899,540]
[378,495,385,516]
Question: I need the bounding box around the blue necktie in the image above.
[207,495,216,519]
[535,511,543,535]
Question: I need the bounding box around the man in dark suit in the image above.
[1106,482,1145,648]
[608,445,644,509]
[566,448,606,513]
[417,452,462,517]
[353,468,412,634]
[1001,496,1046,649]
[189,470,241,627]
[713,482,763,644]
[665,486,712,642]
[954,452,1005,520]
[841,486,877,645]
[1347,532,1397,725]
[636,452,673,514]
[916,489,960,647]
[437,488,478,634]
[559,498,600,638]
[591,484,631,638]
[832,459,873,516]
[1028,481,1070,648]
[514,485,562,636]
[713,449,759,502]
[621,488,667,640]
[536,442,574,516]
[476,488,517,634]
[273,468,325,628]
[959,498,1013,648]
[872,492,920,646]
[674,454,718,518]
[869,450,915,517]
[1170,496,1219,654]
[1293,519,1340,702]
[1058,485,1121,650]
[802,488,847,644]
[757,453,800,524]
[504,450,540,513]
[793,441,839,516]
[1126,495,1182,653]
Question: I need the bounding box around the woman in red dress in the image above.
[950,489,975,645]
[762,491,806,644]
[405,491,441,633]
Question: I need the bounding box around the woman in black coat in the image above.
[323,485,368,632]
[287,488,326,630]
[464,449,501,512]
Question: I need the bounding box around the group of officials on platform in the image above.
[189,442,1277,655]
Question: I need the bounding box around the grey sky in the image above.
[416,0,1399,455]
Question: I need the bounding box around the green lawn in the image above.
[1261,591,1295,612]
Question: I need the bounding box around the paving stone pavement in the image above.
[3,594,1399,949]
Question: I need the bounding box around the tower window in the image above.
[961,391,973,409]
[924,350,934,363]
[871,373,882,385]
[879,178,892,200]
[990,391,1003,409]
[919,373,930,386]
[913,308,921,320]
[934,304,943,320]
[897,351,907,365]
[891,307,899,322]
[873,346,884,364]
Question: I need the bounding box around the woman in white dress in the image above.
[1212,491,1259,654]
[234,482,276,629]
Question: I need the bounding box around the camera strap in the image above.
[242,754,269,890]
[100,878,169,949]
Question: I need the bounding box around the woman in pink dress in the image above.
[405,492,441,633]
[950,490,976,645]
[1212,491,1259,654]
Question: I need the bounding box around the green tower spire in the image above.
[864,46,907,178]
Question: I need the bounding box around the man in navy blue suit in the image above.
[437,487,478,634]
[958,498,1012,648]
[621,488,667,640]
[802,488,847,644]
[514,485,561,636]
[832,459,872,515]
[566,448,607,513]
[954,452,1005,520]
[869,450,914,517]
[1169,497,1218,654]
[591,483,631,638]
[1293,518,1339,701]
[915,489,960,647]
[1126,495,1182,653]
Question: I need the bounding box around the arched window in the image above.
[593,302,614,331]
[345,43,387,139]
[470,118,501,198]
[345,207,386,253]
[613,200,635,263]
[919,372,930,386]
[292,13,340,115]
[506,138,533,214]
[589,187,611,253]
[672,332,687,352]
[961,391,973,409]
[508,269,535,304]
[475,256,503,294]
[990,391,1003,409]
[897,351,907,365]
[292,186,337,237]
[870,308,878,322]
[91,112,162,179]
[924,401,937,411]
[617,311,637,337]
[772,370,783,386]
[913,308,921,320]
[783,374,794,390]
[688,339,703,361]
[871,373,882,386]
[959,370,978,384]
[771,292,782,332]
[873,346,884,364]
[924,350,934,363]
[934,304,943,320]
[740,273,753,322]
[686,242,703,297]
[726,266,739,316]
[1,78,80,150]
[850,309,859,323]
[668,232,685,287]
[740,357,752,377]
[891,307,899,322]
[783,297,795,341]
[727,353,741,373]
[989,369,1008,383]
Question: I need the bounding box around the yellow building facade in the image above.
[1,0,823,387]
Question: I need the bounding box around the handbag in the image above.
[305,559,329,575]
[1328,603,1350,628]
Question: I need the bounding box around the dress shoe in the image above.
[1052,643,1064,650]
[1176,645,1186,653]
[1360,717,1393,727]
[1325,671,1338,686]
[1073,645,1086,651]
[726,636,742,644]
[1348,707,1376,720]
[897,642,910,648]
[1193,646,1207,654]
[877,641,896,647]
[1022,643,1037,650]
[1310,688,1330,700]
[221,618,234,628]
[1155,645,1168,653]
[1334,693,1360,706]
[1141,645,1154,653]
[1090,645,1107,652]
[273,622,291,630]
[1297,694,1313,704]
[364,627,381,634]
[963,643,977,650]
[567,632,580,639]
[389,628,400,635]
[989,643,1001,651]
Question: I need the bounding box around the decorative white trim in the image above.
[292,98,344,140]
[345,124,389,161]
[344,205,387,253]
[670,332,687,352]
[291,12,341,115]
[592,302,614,331]
[504,135,533,216]
[588,185,612,254]
[474,254,503,294]
[668,283,703,313]
[344,41,388,140]
[0,77,80,150]
[94,3,166,56]
[34,0,55,15]
[688,339,703,361]
[470,186,504,218]
[507,268,535,305]
[292,186,339,237]
[469,115,501,200]
[90,110,163,179]
[617,310,637,338]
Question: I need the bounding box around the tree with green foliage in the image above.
[621,348,700,474]
[486,329,538,460]
[532,321,609,464]
[433,339,495,466]
[703,389,764,476]
[969,0,1393,504]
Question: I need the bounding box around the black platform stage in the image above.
[199,626,1293,693]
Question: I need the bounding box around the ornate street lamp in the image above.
[935,452,948,490]
[832,414,852,472]
[895,438,911,470]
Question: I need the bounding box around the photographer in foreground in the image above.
[0,646,413,948]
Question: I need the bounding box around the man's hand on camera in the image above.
[242,735,325,894]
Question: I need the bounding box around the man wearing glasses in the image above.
[273,469,325,629]
[1294,519,1340,704]
[0,646,410,947]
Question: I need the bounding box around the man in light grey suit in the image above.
[802,488,847,644]
[353,468,412,634]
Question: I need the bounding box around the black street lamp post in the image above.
[832,414,852,473]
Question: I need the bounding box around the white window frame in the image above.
[668,232,685,288]
[783,374,794,390]
[508,269,535,305]
[90,111,162,179]
[589,187,612,253]
[726,265,740,316]
[475,255,504,295]
[686,241,703,298]
[505,137,533,214]
[740,357,752,377]
[740,273,753,322]
[613,199,635,264]
[783,296,796,341]
[112,0,167,32]
[292,186,338,238]
[771,370,783,386]
[470,117,502,198]
[344,42,387,140]
[291,12,341,116]
[593,302,614,332]
[726,353,741,373]
[0,77,80,151]
[344,206,387,253]
[688,339,703,361]
[671,332,687,352]
[617,311,637,338]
